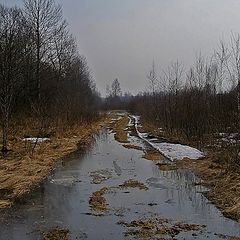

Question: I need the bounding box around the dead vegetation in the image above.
[110,114,129,143]
[157,163,178,171]
[42,228,70,240]
[0,116,108,209]
[118,216,205,239]
[122,144,143,151]
[89,179,149,212]
[89,187,109,212]
[143,150,165,161]
[119,179,149,190]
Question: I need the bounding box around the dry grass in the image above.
[122,144,143,151]
[118,216,205,239]
[157,163,178,171]
[89,187,109,212]
[89,179,148,212]
[0,116,108,209]
[119,179,148,190]
[42,228,70,240]
[110,115,129,143]
[143,150,165,161]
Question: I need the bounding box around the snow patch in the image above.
[131,115,204,161]
[23,137,50,143]
[152,142,204,161]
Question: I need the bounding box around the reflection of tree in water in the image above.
[152,165,210,218]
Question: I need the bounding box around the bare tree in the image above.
[165,60,184,94]
[0,6,24,152]
[229,33,240,122]
[215,40,230,93]
[147,61,159,120]
[23,0,63,101]
[194,53,206,90]
[147,61,158,95]
[111,78,121,98]
[49,21,76,80]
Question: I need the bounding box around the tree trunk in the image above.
[2,111,9,153]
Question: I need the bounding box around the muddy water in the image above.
[0,127,240,240]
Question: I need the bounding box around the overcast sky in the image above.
[1,0,240,95]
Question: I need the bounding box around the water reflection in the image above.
[0,128,239,240]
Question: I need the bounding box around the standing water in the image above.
[0,120,239,239]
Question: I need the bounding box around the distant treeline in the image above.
[127,35,240,141]
[0,0,100,151]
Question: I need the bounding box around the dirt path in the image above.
[0,112,239,240]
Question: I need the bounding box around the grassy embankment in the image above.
[137,117,240,221]
[0,115,109,209]
[110,113,129,143]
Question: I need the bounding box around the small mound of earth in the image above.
[119,179,148,190]
[42,228,70,240]
[156,163,178,171]
[89,187,110,212]
[90,169,112,184]
[143,151,165,161]
[118,216,206,239]
[122,144,143,151]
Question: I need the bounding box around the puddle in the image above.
[89,169,112,184]
[0,124,239,240]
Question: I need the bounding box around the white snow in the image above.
[151,142,204,161]
[23,137,50,143]
[111,117,122,121]
[131,115,204,161]
[127,117,133,127]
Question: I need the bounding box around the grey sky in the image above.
[1,0,240,95]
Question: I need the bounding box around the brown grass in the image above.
[143,150,165,161]
[42,228,70,240]
[110,115,129,143]
[89,187,109,212]
[118,216,205,239]
[0,116,109,209]
[157,163,178,171]
[122,144,143,151]
[89,179,148,212]
[119,179,148,190]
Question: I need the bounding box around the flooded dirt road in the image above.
[0,116,240,239]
